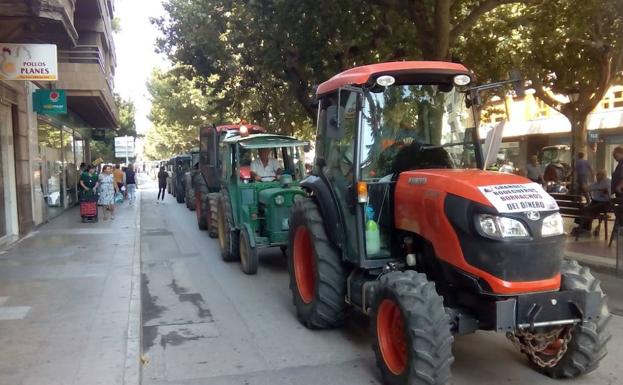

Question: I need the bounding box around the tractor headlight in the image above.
[541,213,564,237]
[274,195,285,206]
[477,214,529,239]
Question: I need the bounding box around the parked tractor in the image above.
[169,154,192,203]
[286,62,610,384]
[540,145,572,193]
[184,148,200,210]
[193,124,265,237]
[216,133,309,274]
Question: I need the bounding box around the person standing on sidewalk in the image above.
[157,166,169,201]
[525,155,544,184]
[79,164,99,195]
[125,164,138,205]
[99,165,120,220]
[574,152,594,201]
[612,147,623,228]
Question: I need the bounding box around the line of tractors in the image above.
[161,61,610,385]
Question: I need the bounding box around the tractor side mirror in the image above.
[326,105,345,139]
[303,144,311,153]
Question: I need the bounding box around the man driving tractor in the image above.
[251,148,283,182]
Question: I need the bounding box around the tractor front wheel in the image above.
[217,191,239,262]
[287,198,347,329]
[371,270,454,385]
[239,227,258,275]
[520,260,610,378]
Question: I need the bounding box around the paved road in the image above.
[140,183,623,385]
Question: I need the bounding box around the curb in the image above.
[123,191,142,384]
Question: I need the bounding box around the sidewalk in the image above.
[563,218,621,274]
[0,193,141,385]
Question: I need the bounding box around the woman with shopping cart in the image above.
[79,165,100,222]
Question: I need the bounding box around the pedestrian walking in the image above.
[525,155,544,184]
[157,166,169,201]
[98,165,120,220]
[125,163,138,205]
[113,164,125,194]
[574,152,594,201]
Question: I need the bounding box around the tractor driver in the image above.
[251,148,282,182]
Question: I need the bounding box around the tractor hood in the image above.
[395,169,558,213]
[258,186,305,206]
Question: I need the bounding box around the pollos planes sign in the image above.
[0,44,58,81]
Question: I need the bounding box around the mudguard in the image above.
[300,175,344,250]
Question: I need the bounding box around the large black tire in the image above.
[287,197,347,329]
[195,190,208,231]
[240,226,258,275]
[217,190,239,261]
[176,183,184,203]
[371,270,454,385]
[208,193,219,238]
[526,260,611,378]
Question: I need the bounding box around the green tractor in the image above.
[217,133,309,275]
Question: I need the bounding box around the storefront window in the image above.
[38,120,64,218]
[63,127,77,207]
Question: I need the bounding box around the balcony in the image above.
[57,45,118,128]
[0,0,79,46]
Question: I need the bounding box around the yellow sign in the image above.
[0,43,58,81]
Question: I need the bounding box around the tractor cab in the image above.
[217,133,309,274]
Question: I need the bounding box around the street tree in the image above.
[459,0,623,159]
[90,94,137,162]
[155,0,538,127]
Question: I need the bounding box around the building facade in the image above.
[481,85,623,176]
[0,0,117,245]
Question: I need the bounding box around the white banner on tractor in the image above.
[479,183,559,213]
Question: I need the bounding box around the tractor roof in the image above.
[316,61,471,96]
[215,124,266,133]
[223,133,309,149]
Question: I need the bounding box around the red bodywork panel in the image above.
[394,169,561,295]
[316,61,471,96]
[240,166,251,180]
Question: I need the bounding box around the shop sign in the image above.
[0,43,58,80]
[92,128,106,141]
[33,89,67,115]
[588,131,599,143]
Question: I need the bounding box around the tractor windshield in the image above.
[360,84,478,179]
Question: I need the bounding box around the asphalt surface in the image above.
[140,182,623,385]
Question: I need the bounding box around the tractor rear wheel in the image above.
[371,270,454,385]
[217,191,239,262]
[208,193,219,238]
[195,190,208,230]
[239,227,258,275]
[287,198,347,329]
[522,260,610,378]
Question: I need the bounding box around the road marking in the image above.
[0,306,30,320]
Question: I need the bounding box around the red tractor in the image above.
[286,62,610,384]
[193,123,265,236]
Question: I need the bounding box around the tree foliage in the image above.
[90,94,137,162]
[143,66,215,160]
[459,0,623,156]
[153,0,535,127]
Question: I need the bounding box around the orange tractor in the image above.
[286,62,610,384]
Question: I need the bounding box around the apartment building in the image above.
[0,0,117,245]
